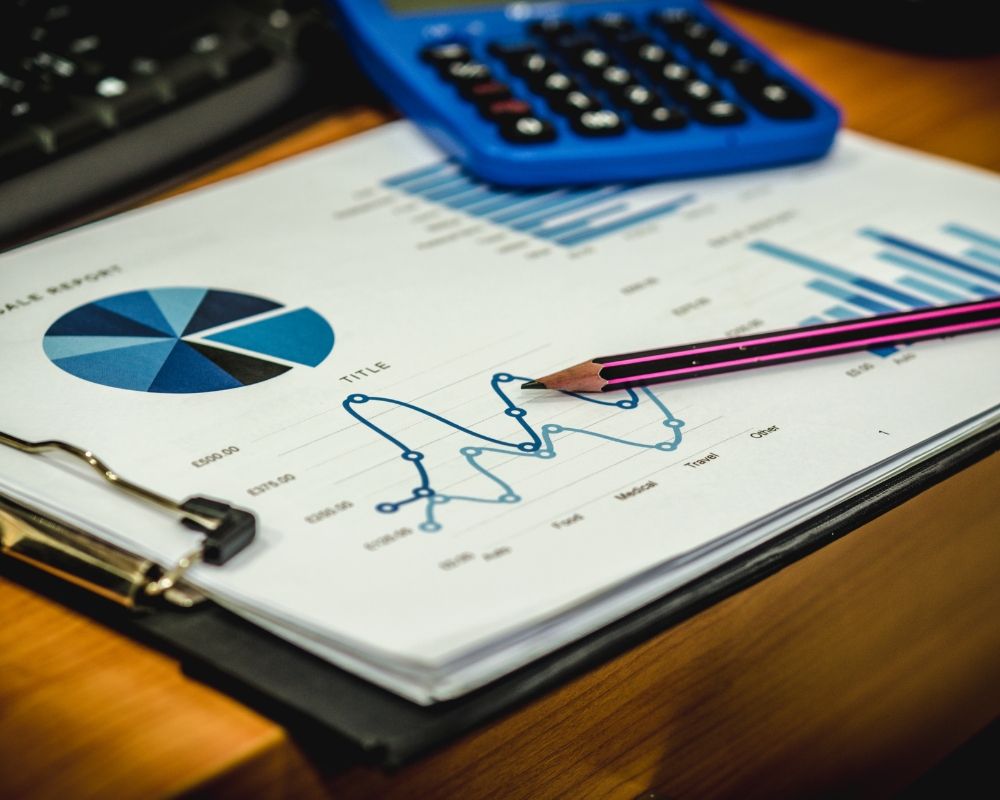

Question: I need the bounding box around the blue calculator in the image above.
[327,1,840,186]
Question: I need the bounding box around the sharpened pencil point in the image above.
[522,380,546,390]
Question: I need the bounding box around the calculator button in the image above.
[678,21,717,56]
[509,52,557,80]
[597,65,635,91]
[725,58,767,90]
[462,80,512,104]
[589,13,634,36]
[679,79,723,105]
[615,31,653,56]
[482,97,533,122]
[633,43,673,71]
[704,38,742,71]
[691,100,746,125]
[655,61,695,88]
[501,115,557,143]
[530,19,575,44]
[421,43,471,67]
[555,33,599,57]
[488,41,538,65]
[617,84,661,111]
[554,90,602,115]
[578,47,615,73]
[538,71,579,96]
[633,104,688,131]
[442,60,492,87]
[652,8,695,36]
[571,108,626,136]
[742,81,814,118]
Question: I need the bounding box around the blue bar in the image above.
[446,186,507,210]
[896,275,966,304]
[556,195,695,247]
[484,190,575,223]
[751,241,931,308]
[806,280,897,314]
[491,187,616,225]
[799,316,825,326]
[382,162,450,188]
[877,252,997,297]
[824,305,860,320]
[399,171,469,196]
[966,249,1000,268]
[860,228,1000,286]
[943,223,1000,251]
[458,189,541,216]
[535,204,629,240]
[869,347,899,358]
[422,178,482,203]
[510,190,628,231]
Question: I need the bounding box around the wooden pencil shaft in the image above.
[600,315,1000,390]
[599,305,1000,382]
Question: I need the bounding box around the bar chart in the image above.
[751,223,1000,356]
[383,162,695,248]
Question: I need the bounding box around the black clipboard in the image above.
[3,419,999,769]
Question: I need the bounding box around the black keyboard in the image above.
[0,0,365,245]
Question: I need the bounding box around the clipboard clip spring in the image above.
[0,430,257,609]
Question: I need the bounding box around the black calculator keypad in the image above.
[571,108,626,136]
[421,43,471,67]
[501,115,556,143]
[424,5,815,147]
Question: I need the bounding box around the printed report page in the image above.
[2,122,1000,702]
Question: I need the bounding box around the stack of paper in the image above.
[2,121,999,703]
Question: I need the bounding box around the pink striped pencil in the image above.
[522,297,1000,393]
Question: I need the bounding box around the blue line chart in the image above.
[343,373,685,532]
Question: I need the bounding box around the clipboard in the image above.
[3,419,1000,769]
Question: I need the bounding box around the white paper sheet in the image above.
[2,121,1000,702]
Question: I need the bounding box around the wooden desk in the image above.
[3,6,999,799]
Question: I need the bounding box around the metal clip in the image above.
[0,429,257,606]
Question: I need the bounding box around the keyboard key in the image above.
[553,90,602,115]
[228,47,274,81]
[530,19,575,44]
[442,60,492,87]
[36,107,106,150]
[741,80,814,118]
[571,108,626,136]
[421,42,471,68]
[0,127,45,179]
[500,115,556,143]
[481,97,533,122]
[691,99,746,125]
[462,79,511,104]
[615,31,653,57]
[91,76,163,125]
[704,38,742,71]
[633,104,687,131]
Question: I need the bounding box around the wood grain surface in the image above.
[2,4,999,799]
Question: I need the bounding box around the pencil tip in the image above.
[521,380,546,390]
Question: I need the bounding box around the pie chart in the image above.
[43,288,334,393]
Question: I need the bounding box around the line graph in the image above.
[343,373,685,532]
